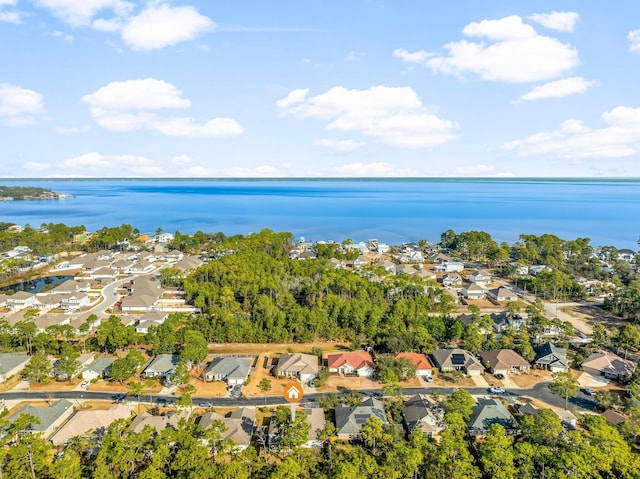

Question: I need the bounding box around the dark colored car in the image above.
[494,373,505,380]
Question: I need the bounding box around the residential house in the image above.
[581,351,636,380]
[603,409,627,426]
[143,354,179,380]
[199,407,256,451]
[50,404,131,446]
[274,353,319,382]
[89,267,118,281]
[478,349,531,376]
[470,270,492,286]
[461,283,486,300]
[530,265,552,276]
[6,291,36,310]
[327,351,374,377]
[335,398,388,440]
[55,353,94,380]
[0,353,29,382]
[403,394,445,438]
[8,399,74,438]
[130,412,180,434]
[269,407,325,448]
[534,343,569,372]
[203,356,252,385]
[467,398,518,437]
[82,356,116,380]
[488,287,518,302]
[430,349,484,376]
[394,352,434,378]
[442,273,463,288]
[434,261,464,273]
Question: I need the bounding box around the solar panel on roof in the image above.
[451,354,465,365]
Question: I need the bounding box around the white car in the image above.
[488,386,505,394]
[80,380,90,388]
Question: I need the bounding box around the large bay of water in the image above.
[0,178,638,249]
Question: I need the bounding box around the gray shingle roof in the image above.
[335,398,388,436]
[8,399,73,432]
[205,357,251,380]
[467,398,517,433]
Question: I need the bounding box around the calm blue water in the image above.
[0,178,639,249]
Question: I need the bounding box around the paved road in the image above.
[0,382,597,412]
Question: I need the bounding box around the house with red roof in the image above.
[394,352,434,378]
[327,351,374,377]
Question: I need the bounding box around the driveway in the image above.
[470,375,490,387]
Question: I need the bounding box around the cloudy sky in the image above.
[2,1,640,177]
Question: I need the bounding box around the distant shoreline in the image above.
[0,185,71,201]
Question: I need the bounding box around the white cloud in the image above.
[315,138,364,151]
[171,154,193,165]
[58,152,163,176]
[151,117,242,138]
[82,78,242,138]
[24,161,50,171]
[401,15,579,83]
[528,11,579,32]
[178,165,216,177]
[121,3,214,51]
[275,89,309,108]
[393,48,432,64]
[277,85,457,148]
[82,78,191,110]
[502,105,640,159]
[0,10,22,23]
[454,164,496,176]
[334,162,419,177]
[0,83,45,125]
[35,0,134,26]
[521,77,596,101]
[629,29,640,52]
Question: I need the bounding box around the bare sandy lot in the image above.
[559,304,624,331]
[508,370,553,388]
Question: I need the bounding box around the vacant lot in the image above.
[559,304,624,331]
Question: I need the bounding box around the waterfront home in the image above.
[467,398,518,437]
[581,351,635,380]
[335,398,387,440]
[430,349,483,376]
[274,353,319,382]
[203,356,252,385]
[478,349,530,376]
[534,343,568,373]
[403,394,445,439]
[327,351,374,377]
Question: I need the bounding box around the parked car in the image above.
[488,386,506,394]
[494,373,505,380]
[80,380,90,388]
[583,387,596,396]
[199,401,213,407]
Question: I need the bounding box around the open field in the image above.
[559,303,625,331]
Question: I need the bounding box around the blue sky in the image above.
[2,1,640,178]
